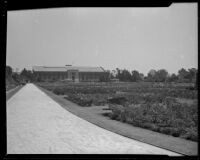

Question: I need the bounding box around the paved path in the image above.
[7,84,180,155]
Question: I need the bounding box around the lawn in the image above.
[6,84,17,91]
[36,81,198,142]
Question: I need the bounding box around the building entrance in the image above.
[68,70,79,82]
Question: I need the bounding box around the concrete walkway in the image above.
[7,84,181,155]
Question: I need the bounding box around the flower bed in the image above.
[37,82,198,141]
[108,100,198,141]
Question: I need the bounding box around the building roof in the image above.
[32,66,105,72]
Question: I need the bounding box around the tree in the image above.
[147,69,157,82]
[106,70,111,79]
[155,69,168,82]
[105,70,114,81]
[116,68,121,80]
[195,70,198,89]
[110,70,117,79]
[12,73,21,83]
[188,68,197,82]
[139,73,144,81]
[99,71,110,82]
[20,68,28,76]
[131,70,141,82]
[121,69,132,81]
[6,66,12,78]
[20,68,35,82]
[178,68,189,82]
[167,73,178,82]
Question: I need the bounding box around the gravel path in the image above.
[7,84,181,155]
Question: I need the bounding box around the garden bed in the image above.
[37,81,198,141]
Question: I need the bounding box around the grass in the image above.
[6,85,24,101]
[6,84,18,92]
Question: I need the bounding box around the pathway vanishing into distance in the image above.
[7,84,181,155]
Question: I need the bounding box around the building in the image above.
[32,65,109,82]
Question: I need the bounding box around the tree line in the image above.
[6,65,198,85]
[107,68,198,83]
[6,66,35,84]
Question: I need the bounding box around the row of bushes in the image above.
[64,93,113,107]
[64,95,93,107]
[61,92,195,108]
[42,87,197,103]
[124,87,197,99]
[43,84,196,108]
[38,82,197,100]
[108,100,198,141]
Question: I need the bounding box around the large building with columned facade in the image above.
[32,65,109,82]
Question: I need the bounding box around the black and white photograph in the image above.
[6,3,198,156]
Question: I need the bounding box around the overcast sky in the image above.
[7,3,197,75]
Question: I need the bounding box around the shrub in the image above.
[142,123,153,129]
[108,97,127,105]
[181,128,198,141]
[186,86,195,90]
[159,127,172,135]
[170,128,180,137]
[165,97,176,106]
[171,118,185,128]
[64,94,93,107]
[109,104,124,119]
[53,88,65,95]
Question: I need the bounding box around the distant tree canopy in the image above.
[146,69,168,82]
[6,66,198,84]
[195,70,198,89]
[109,67,197,83]
[178,68,189,82]
[155,69,169,82]
[12,73,22,83]
[6,66,12,78]
[98,70,110,82]
[177,68,198,83]
[167,73,178,82]
[6,66,21,85]
[113,68,144,82]
[121,69,132,82]
[20,68,35,82]
[188,68,197,82]
[147,69,157,82]
[131,70,141,82]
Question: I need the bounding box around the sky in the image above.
[7,3,197,75]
